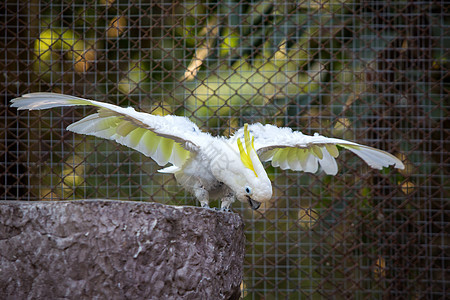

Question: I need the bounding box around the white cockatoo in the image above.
[11,93,404,210]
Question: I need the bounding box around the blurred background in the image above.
[1,0,448,298]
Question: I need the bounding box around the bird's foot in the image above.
[201,205,231,212]
[220,194,235,212]
[211,206,231,212]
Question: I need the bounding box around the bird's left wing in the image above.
[11,93,205,167]
[231,123,404,175]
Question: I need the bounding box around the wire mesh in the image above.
[1,0,449,298]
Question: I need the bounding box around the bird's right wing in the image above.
[231,123,404,175]
[11,93,207,167]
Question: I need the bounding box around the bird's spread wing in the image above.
[231,123,404,175]
[11,93,205,167]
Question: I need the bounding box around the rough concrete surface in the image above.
[0,200,244,299]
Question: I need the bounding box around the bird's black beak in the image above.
[247,197,261,210]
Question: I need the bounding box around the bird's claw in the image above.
[200,201,231,212]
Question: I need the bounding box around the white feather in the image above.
[318,147,338,175]
[158,165,181,173]
[341,145,403,170]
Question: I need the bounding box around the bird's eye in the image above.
[245,186,252,195]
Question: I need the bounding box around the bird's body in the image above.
[164,137,237,209]
[11,93,404,210]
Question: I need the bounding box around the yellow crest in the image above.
[237,123,258,177]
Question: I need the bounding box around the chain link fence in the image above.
[2,0,449,298]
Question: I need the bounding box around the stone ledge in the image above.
[0,200,244,299]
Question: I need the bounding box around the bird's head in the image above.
[232,124,272,210]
